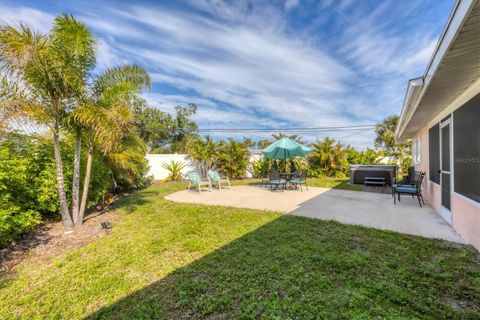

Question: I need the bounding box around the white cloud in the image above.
[0,1,449,148]
[0,5,54,33]
[285,0,300,11]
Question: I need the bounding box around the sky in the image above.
[0,0,455,148]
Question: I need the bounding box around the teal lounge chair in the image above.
[208,170,231,190]
[187,171,211,193]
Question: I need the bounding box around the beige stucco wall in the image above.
[413,127,442,213]
[452,195,480,250]
[413,126,480,251]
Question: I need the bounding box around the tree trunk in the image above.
[72,135,81,225]
[78,143,93,224]
[53,126,73,227]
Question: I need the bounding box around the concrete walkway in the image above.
[165,185,464,243]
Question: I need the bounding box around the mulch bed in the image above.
[0,208,122,276]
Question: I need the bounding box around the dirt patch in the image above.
[0,209,122,275]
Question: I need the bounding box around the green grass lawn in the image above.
[1,182,479,319]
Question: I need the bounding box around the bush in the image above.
[0,208,41,247]
[0,133,150,247]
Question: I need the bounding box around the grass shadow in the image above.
[85,215,480,319]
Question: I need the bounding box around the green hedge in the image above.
[0,133,150,247]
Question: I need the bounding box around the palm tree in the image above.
[271,133,305,144]
[375,115,412,174]
[73,65,151,224]
[310,137,347,176]
[186,135,217,177]
[0,14,94,227]
[217,138,250,179]
[52,15,96,224]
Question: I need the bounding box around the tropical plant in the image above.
[0,132,118,247]
[73,65,150,224]
[252,158,270,178]
[216,138,250,179]
[309,137,348,177]
[161,160,188,182]
[0,14,95,227]
[345,146,383,165]
[186,136,217,177]
[375,115,412,175]
[255,139,272,150]
[271,133,305,144]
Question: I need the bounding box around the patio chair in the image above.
[268,169,286,190]
[187,171,211,193]
[261,167,270,188]
[393,171,425,207]
[391,170,421,197]
[290,171,308,191]
[208,170,231,190]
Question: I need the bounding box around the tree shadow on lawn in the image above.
[85,215,480,320]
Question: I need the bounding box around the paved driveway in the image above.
[166,185,464,243]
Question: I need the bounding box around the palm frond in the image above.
[93,65,151,97]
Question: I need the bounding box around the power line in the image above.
[138,124,377,133]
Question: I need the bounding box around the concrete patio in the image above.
[166,185,464,243]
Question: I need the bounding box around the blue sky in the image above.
[0,0,454,148]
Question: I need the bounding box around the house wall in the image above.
[413,127,442,213]
[413,125,480,251]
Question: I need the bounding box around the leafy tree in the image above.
[0,15,94,227]
[134,100,198,153]
[375,115,412,174]
[345,146,382,165]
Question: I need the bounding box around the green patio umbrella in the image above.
[262,137,312,160]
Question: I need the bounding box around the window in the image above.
[453,93,480,203]
[413,137,421,164]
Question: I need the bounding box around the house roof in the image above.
[396,0,480,139]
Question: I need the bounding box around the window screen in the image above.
[453,93,480,203]
[429,124,440,184]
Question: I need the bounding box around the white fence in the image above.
[146,153,261,180]
[145,154,195,181]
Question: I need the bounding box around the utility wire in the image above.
[137,124,377,133]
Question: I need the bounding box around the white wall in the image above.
[146,153,262,180]
[145,154,195,180]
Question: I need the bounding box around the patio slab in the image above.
[291,188,464,243]
[166,185,328,213]
[165,185,465,243]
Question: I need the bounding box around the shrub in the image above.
[252,159,270,178]
[0,208,41,247]
[0,133,150,247]
[161,160,188,182]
